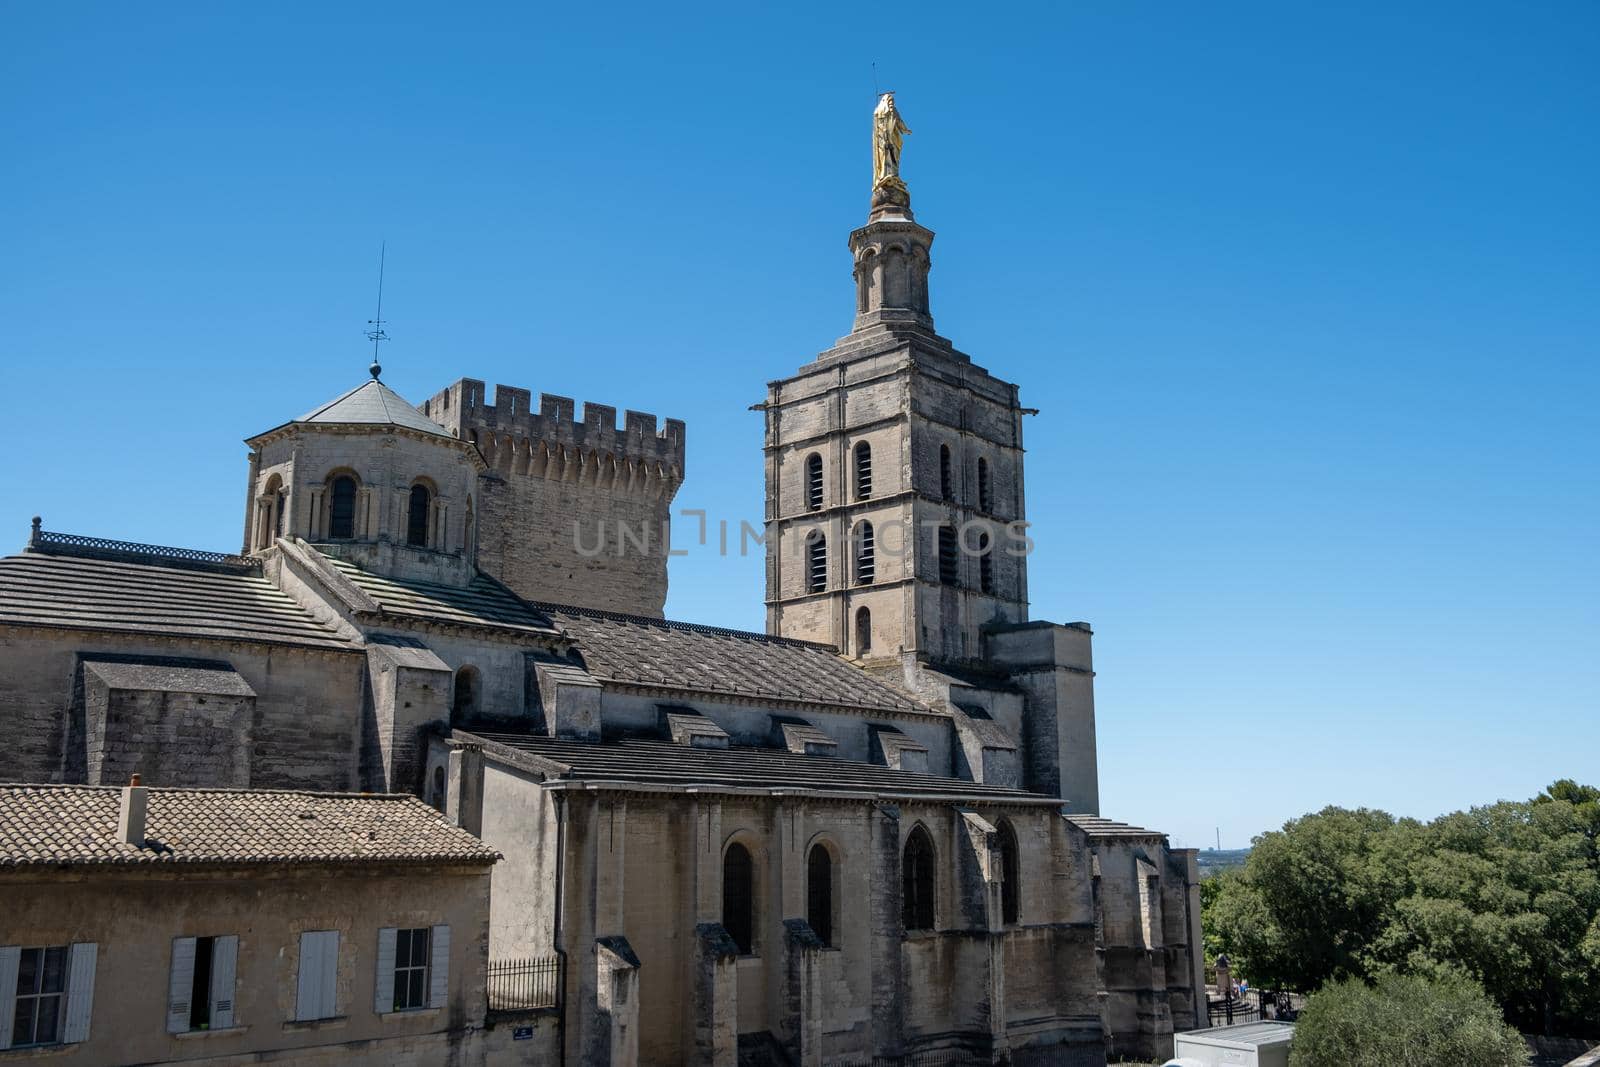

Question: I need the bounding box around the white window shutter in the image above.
[296,931,338,1021]
[167,937,197,1033]
[428,925,450,1009]
[374,928,397,1014]
[317,932,339,1019]
[0,945,20,1049]
[209,936,238,1029]
[62,943,97,1043]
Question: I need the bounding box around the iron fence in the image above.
[30,525,261,570]
[834,1051,986,1066]
[486,955,560,1011]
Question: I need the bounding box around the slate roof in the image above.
[320,555,559,637]
[284,378,452,439]
[0,550,354,651]
[0,785,499,869]
[1064,814,1164,838]
[533,603,932,716]
[468,731,1060,804]
[83,659,256,697]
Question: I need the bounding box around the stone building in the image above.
[0,781,539,1065]
[0,101,1204,1065]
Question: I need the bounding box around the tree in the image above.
[1289,973,1529,1067]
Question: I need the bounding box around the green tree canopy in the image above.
[1288,973,1529,1067]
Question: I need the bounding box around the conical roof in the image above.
[292,379,450,438]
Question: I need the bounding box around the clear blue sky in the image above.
[4,2,1595,849]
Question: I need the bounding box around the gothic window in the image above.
[807,843,834,947]
[407,484,431,548]
[854,441,873,500]
[937,525,959,585]
[451,666,479,723]
[854,521,875,585]
[807,532,827,593]
[805,453,824,511]
[855,607,872,656]
[902,825,936,932]
[978,531,994,594]
[998,819,1020,925]
[939,444,953,501]
[723,842,755,955]
[328,475,358,539]
[977,457,992,513]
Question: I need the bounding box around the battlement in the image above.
[422,379,686,469]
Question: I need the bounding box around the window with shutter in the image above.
[60,944,96,1044]
[7,944,70,1046]
[428,926,450,1010]
[295,931,339,1021]
[390,928,430,1012]
[208,937,237,1029]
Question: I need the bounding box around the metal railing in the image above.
[486,955,560,1011]
[834,1052,986,1066]
[29,521,261,571]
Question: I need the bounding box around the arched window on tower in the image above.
[978,530,994,594]
[407,484,432,548]
[939,444,954,501]
[328,475,358,540]
[998,819,1020,925]
[855,607,872,656]
[723,842,755,955]
[902,825,936,932]
[977,457,992,513]
[854,441,873,500]
[805,453,824,511]
[854,521,875,585]
[807,531,827,593]
[452,665,479,724]
[938,525,959,586]
[807,843,835,947]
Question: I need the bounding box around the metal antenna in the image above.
[365,241,389,379]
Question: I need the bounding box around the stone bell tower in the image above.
[761,94,1031,667]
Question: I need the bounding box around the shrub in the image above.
[1289,973,1528,1067]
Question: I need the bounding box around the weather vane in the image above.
[365,241,389,379]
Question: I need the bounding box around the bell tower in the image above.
[761,95,1031,666]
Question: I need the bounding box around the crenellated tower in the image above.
[423,378,685,617]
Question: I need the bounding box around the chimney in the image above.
[118,774,147,847]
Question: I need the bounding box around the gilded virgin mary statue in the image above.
[872,92,911,197]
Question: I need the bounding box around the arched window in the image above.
[977,457,992,513]
[407,484,431,548]
[937,525,959,585]
[805,453,824,511]
[939,444,953,501]
[807,531,827,593]
[723,842,755,955]
[273,486,286,539]
[854,521,875,585]
[902,826,936,932]
[452,666,479,723]
[431,766,447,812]
[978,531,994,594]
[328,475,358,539]
[998,819,1020,925]
[807,844,834,947]
[854,441,873,500]
[855,607,872,656]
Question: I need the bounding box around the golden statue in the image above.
[872,92,911,195]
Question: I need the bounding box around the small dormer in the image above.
[243,371,486,586]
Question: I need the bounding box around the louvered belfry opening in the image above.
[805,453,824,511]
[807,531,827,593]
[978,530,994,594]
[937,525,959,585]
[977,457,992,512]
[723,842,755,954]
[855,521,875,584]
[854,440,872,500]
[939,444,953,501]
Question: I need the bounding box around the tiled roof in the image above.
[467,731,1060,804]
[292,379,452,439]
[533,604,933,716]
[0,550,355,651]
[1064,814,1164,838]
[321,555,560,637]
[0,785,499,869]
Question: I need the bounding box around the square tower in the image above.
[761,196,1030,666]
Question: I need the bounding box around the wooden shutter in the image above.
[428,926,450,1009]
[209,936,238,1029]
[167,937,197,1033]
[0,945,19,1049]
[374,929,397,1014]
[61,943,97,1043]
[296,931,338,1021]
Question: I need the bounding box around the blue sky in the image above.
[3,2,1595,848]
